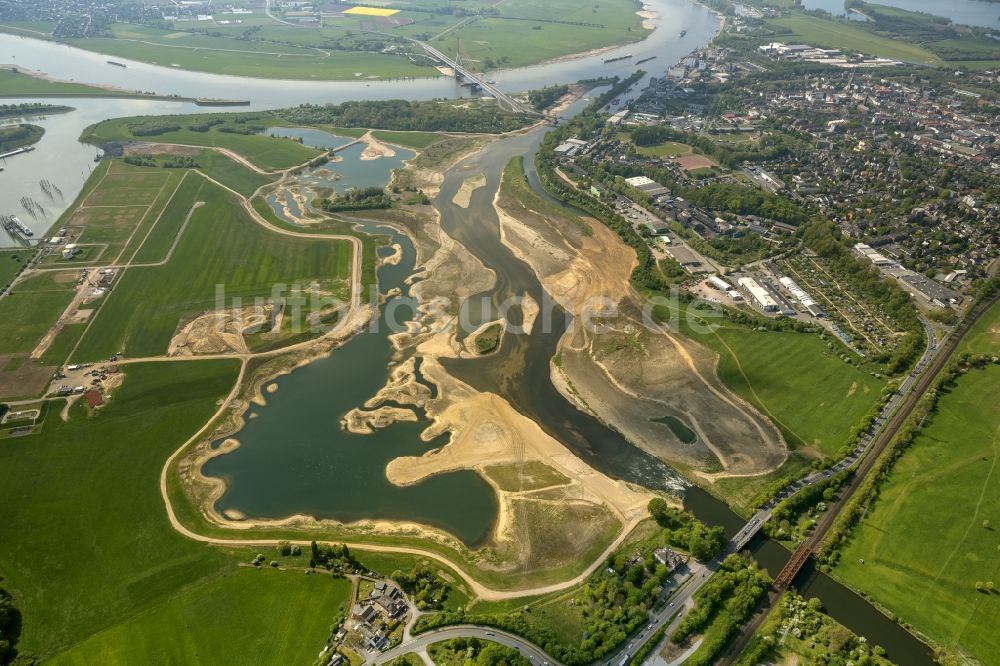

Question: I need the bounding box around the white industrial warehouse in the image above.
[737,277,778,312]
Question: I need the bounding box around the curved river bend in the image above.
[1,4,935,661]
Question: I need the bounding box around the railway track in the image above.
[718,293,998,664]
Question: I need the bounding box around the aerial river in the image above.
[0,1,935,661]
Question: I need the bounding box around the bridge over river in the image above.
[414,40,536,115]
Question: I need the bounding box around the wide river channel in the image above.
[0,2,935,661]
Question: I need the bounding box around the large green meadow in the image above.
[666,306,886,459]
[961,300,999,355]
[654,303,887,509]
[0,359,357,662]
[0,270,78,354]
[433,0,647,70]
[72,173,353,361]
[768,14,941,64]
[82,115,320,171]
[834,365,1000,664]
[49,568,352,665]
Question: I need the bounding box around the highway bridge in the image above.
[414,40,536,115]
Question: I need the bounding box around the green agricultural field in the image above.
[768,14,941,64]
[63,34,435,81]
[49,568,352,665]
[71,174,353,361]
[433,0,648,70]
[0,20,56,38]
[371,130,442,149]
[191,149,277,196]
[834,365,1000,664]
[39,323,87,367]
[0,360,240,657]
[54,164,185,266]
[1,0,645,79]
[82,115,320,171]
[0,270,77,355]
[961,300,1000,355]
[0,249,29,288]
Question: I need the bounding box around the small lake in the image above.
[262,128,415,222]
[201,218,499,547]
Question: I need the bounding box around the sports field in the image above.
[82,115,321,171]
[834,365,1000,664]
[619,135,693,159]
[71,173,353,361]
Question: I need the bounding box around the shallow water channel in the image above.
[204,125,937,664]
[202,131,496,546]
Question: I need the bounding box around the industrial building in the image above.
[854,243,896,267]
[737,277,779,312]
[625,175,670,197]
[778,276,826,317]
[642,220,670,236]
[707,275,731,291]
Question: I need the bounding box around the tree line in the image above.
[276,100,533,134]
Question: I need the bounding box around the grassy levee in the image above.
[81,115,321,171]
[833,365,1000,664]
[0,360,242,658]
[0,271,78,354]
[71,178,354,361]
[48,568,352,665]
[959,299,999,355]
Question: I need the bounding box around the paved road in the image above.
[372,626,555,665]
[373,560,711,666]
